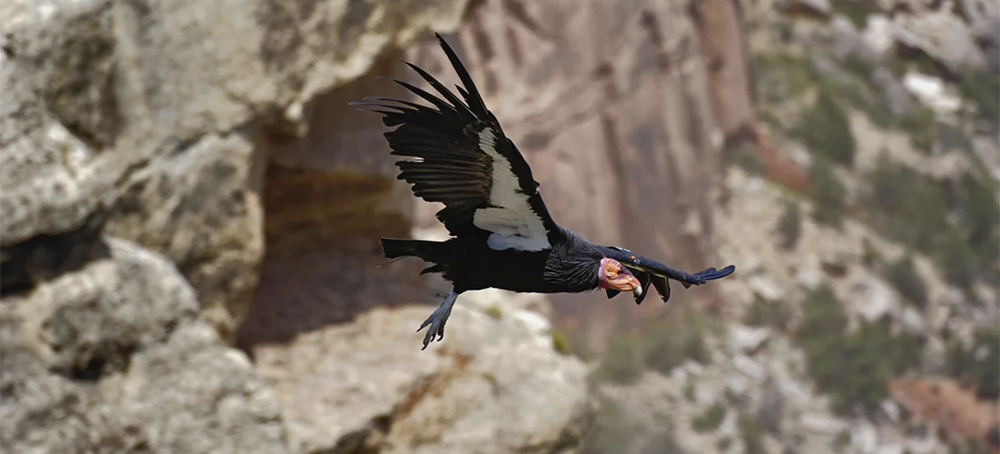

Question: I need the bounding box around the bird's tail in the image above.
[379,238,449,275]
[379,238,446,261]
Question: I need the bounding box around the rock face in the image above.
[1,0,756,452]
[698,0,758,146]
[891,5,990,73]
[1,0,482,452]
[0,238,289,454]
[836,0,1000,74]
[252,293,589,454]
[0,0,475,342]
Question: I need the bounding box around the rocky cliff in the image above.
[582,1,1000,454]
[0,0,753,452]
[3,0,996,453]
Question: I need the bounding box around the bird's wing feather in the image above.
[354,33,561,251]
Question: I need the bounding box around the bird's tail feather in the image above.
[379,238,445,261]
[380,238,449,275]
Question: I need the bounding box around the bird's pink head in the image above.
[598,257,642,295]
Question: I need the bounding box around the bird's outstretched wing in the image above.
[601,246,736,305]
[352,33,561,252]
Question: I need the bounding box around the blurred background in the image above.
[1,0,997,453]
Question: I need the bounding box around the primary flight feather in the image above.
[354,33,736,350]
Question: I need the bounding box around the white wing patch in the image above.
[472,127,551,252]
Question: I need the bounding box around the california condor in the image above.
[354,33,736,350]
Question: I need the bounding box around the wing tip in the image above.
[696,264,736,282]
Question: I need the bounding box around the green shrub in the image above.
[732,142,764,176]
[739,412,770,454]
[933,230,980,293]
[638,427,687,454]
[582,397,635,454]
[810,158,848,228]
[861,237,880,268]
[776,200,802,250]
[691,402,727,433]
[956,174,1000,286]
[683,378,697,402]
[592,335,645,385]
[831,1,881,29]
[944,327,1000,400]
[840,55,874,81]
[898,107,938,154]
[753,52,815,104]
[642,312,717,375]
[481,372,498,388]
[818,55,897,129]
[834,430,851,450]
[795,285,924,416]
[592,313,722,385]
[744,297,794,332]
[865,157,950,247]
[551,329,572,356]
[859,157,994,291]
[950,439,994,454]
[796,285,848,342]
[885,255,928,309]
[959,69,1000,124]
[758,108,785,131]
[794,88,856,167]
[484,306,503,320]
[937,122,974,155]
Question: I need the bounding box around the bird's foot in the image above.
[417,292,458,350]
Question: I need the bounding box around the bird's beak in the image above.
[600,258,642,295]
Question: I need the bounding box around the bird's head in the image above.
[598,257,643,297]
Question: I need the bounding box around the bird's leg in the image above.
[417,292,459,350]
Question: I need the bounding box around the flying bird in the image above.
[354,33,736,350]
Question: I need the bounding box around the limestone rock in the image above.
[892,8,986,73]
[902,72,963,114]
[794,0,831,16]
[819,251,850,277]
[0,238,289,454]
[850,421,880,453]
[957,0,1000,72]
[699,0,759,144]
[863,14,896,56]
[849,278,901,322]
[252,301,589,454]
[780,0,832,16]
[749,275,785,302]
[0,0,476,341]
[829,15,877,62]
[729,325,773,354]
[796,267,825,291]
[872,66,914,118]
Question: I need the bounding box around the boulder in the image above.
[0,238,289,454]
[252,299,590,454]
[829,15,879,62]
[892,8,987,73]
[957,0,1000,72]
[792,0,831,16]
[849,277,901,323]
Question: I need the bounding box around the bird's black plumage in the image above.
[356,33,736,349]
